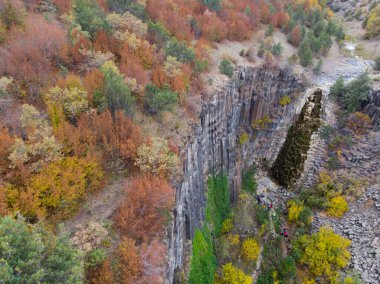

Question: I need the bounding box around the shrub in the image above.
[221,218,233,234]
[100,61,136,115]
[298,39,313,67]
[330,73,372,112]
[215,262,252,284]
[346,112,371,135]
[143,83,178,114]
[271,42,283,57]
[241,166,257,194]
[374,57,380,71]
[343,73,372,112]
[202,0,222,11]
[365,4,380,38]
[313,59,323,75]
[135,137,180,179]
[219,58,234,78]
[0,0,25,29]
[86,249,107,268]
[206,175,230,236]
[0,216,83,282]
[255,204,270,226]
[293,227,351,281]
[278,256,297,279]
[226,234,240,245]
[45,86,88,122]
[327,196,348,218]
[279,96,291,106]
[189,227,216,284]
[265,24,274,37]
[252,115,272,129]
[288,200,313,227]
[241,238,260,262]
[164,38,195,63]
[73,0,110,38]
[239,131,249,145]
[147,21,170,47]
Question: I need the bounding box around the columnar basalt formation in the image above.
[270,89,322,187]
[362,89,380,130]
[168,67,306,283]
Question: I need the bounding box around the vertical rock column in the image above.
[271,89,322,187]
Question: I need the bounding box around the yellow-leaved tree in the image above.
[294,227,351,281]
[8,157,104,220]
[215,262,252,284]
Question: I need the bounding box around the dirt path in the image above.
[63,177,126,235]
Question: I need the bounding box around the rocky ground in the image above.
[313,187,380,283]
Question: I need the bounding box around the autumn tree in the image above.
[0,14,67,89]
[0,123,13,174]
[118,237,142,283]
[289,25,302,46]
[0,0,25,29]
[7,156,104,220]
[139,239,167,283]
[135,137,180,179]
[83,68,105,106]
[214,262,252,284]
[293,227,351,281]
[114,175,174,242]
[8,104,62,173]
[44,86,89,123]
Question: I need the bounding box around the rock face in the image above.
[271,89,322,187]
[168,67,306,283]
[362,89,380,130]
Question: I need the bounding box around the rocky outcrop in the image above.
[362,89,380,130]
[271,89,322,187]
[168,67,306,283]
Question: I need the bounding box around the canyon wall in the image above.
[363,89,380,130]
[168,67,306,283]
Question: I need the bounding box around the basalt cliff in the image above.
[168,67,309,282]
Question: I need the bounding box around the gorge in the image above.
[168,66,315,282]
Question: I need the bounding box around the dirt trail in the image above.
[63,177,126,235]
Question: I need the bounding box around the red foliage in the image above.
[139,239,166,283]
[151,67,169,89]
[118,43,151,86]
[0,123,13,174]
[97,0,108,11]
[197,12,227,42]
[93,30,119,54]
[53,0,72,13]
[56,110,143,164]
[224,10,251,41]
[114,175,174,242]
[118,237,143,284]
[83,69,105,103]
[87,259,113,284]
[0,14,67,87]
[146,0,192,41]
[289,25,302,47]
[67,28,91,65]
